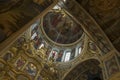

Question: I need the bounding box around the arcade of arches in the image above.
[0,0,120,80]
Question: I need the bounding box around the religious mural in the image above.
[46,46,52,58]
[37,75,43,80]
[3,51,14,62]
[56,50,64,62]
[70,48,75,60]
[25,63,37,79]
[105,56,119,77]
[0,0,53,43]
[43,10,83,44]
[15,36,26,48]
[88,42,98,54]
[1,1,118,80]
[50,50,58,61]
[31,23,42,49]
[15,56,26,70]
[88,42,97,51]
[0,19,60,80]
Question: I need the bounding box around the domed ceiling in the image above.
[42,10,83,44]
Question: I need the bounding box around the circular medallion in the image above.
[42,10,83,44]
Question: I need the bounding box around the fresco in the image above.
[88,42,98,54]
[56,50,64,62]
[70,48,75,60]
[15,56,26,70]
[43,10,83,44]
[25,63,37,79]
[0,0,53,43]
[50,50,58,61]
[3,51,14,61]
[46,47,52,58]
[105,56,119,77]
[15,36,26,48]
[88,42,97,51]
[37,75,43,80]
[31,24,42,49]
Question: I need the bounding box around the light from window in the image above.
[53,5,61,10]
[64,52,71,62]
[78,47,82,54]
[31,32,37,40]
[39,43,44,49]
[63,0,66,2]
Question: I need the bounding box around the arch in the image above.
[63,59,103,80]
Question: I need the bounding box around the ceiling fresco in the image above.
[43,10,83,44]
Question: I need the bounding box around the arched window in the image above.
[39,43,44,49]
[31,32,37,40]
[53,5,61,10]
[30,23,42,49]
[78,47,82,54]
[63,0,66,2]
[64,51,71,62]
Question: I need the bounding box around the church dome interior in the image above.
[42,9,83,44]
[0,0,120,80]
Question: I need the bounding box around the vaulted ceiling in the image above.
[0,0,120,80]
[76,0,120,52]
